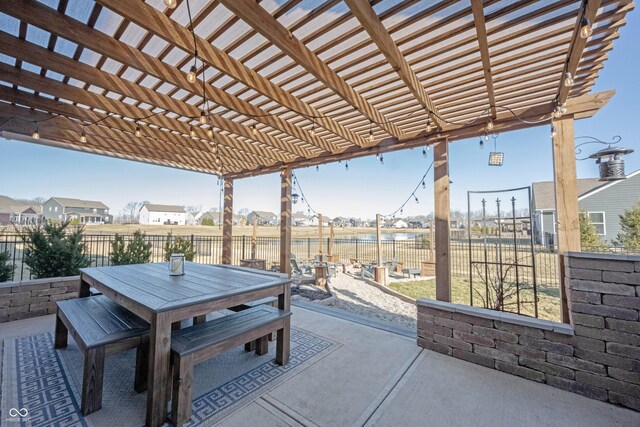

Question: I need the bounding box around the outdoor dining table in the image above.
[78,262,291,427]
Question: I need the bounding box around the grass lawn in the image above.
[389,276,561,322]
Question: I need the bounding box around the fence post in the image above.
[241,235,246,260]
[393,240,396,258]
[356,239,359,260]
[307,238,311,259]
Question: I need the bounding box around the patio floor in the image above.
[1,304,638,427]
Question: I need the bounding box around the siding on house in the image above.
[42,197,111,223]
[578,170,640,244]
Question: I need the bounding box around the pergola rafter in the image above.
[0,0,630,178]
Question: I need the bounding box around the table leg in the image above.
[79,274,91,298]
[276,284,291,366]
[146,312,171,427]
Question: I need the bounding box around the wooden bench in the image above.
[402,268,421,278]
[170,305,291,426]
[54,295,150,416]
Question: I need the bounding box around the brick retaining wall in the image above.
[417,252,640,411]
[0,276,80,323]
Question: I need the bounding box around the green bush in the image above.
[0,250,14,282]
[614,201,640,248]
[18,221,91,279]
[201,217,215,226]
[111,230,152,265]
[164,233,196,261]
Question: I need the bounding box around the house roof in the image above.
[250,211,277,218]
[578,169,640,200]
[0,1,625,179]
[0,195,41,215]
[51,197,108,210]
[141,203,185,213]
[532,179,603,210]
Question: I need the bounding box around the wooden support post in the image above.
[376,214,383,266]
[318,213,323,256]
[434,140,451,302]
[429,220,435,262]
[280,169,292,276]
[251,214,258,259]
[222,179,233,265]
[552,116,580,324]
[329,221,334,256]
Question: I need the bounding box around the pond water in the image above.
[337,233,425,241]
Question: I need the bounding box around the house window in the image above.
[93,208,97,213]
[48,206,52,212]
[54,206,58,212]
[588,212,606,235]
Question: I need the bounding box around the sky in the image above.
[0,9,639,221]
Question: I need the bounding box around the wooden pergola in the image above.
[0,1,632,417]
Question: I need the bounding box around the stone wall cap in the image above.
[567,251,640,262]
[0,275,81,289]
[417,298,574,336]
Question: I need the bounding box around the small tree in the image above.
[614,201,640,248]
[111,230,152,265]
[164,233,196,261]
[0,250,14,282]
[201,217,215,226]
[18,221,91,279]
[579,212,604,248]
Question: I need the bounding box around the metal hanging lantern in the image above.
[488,134,503,166]
[292,193,300,204]
[589,146,634,181]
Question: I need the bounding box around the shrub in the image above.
[579,212,604,248]
[614,201,640,248]
[111,230,152,265]
[164,233,195,261]
[0,250,14,282]
[18,221,91,279]
[201,217,215,226]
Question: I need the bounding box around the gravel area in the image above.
[323,268,417,329]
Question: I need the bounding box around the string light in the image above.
[310,122,316,137]
[551,125,557,138]
[189,125,196,138]
[579,17,592,39]
[383,161,434,218]
[422,147,427,158]
[486,120,494,131]
[426,119,433,133]
[479,138,484,150]
[368,120,374,143]
[199,111,206,125]
[379,154,384,165]
[32,122,39,139]
[316,165,319,172]
[207,128,214,138]
[164,0,177,9]
[134,122,141,137]
[252,123,258,136]
[422,180,426,189]
[564,72,574,87]
[414,195,419,204]
[187,64,197,84]
[79,127,87,143]
[345,161,349,171]
[484,133,490,141]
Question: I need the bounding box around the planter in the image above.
[240,259,266,270]
[421,261,436,276]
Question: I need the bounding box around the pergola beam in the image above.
[225,90,614,178]
[94,0,364,152]
[557,0,603,105]
[471,0,497,119]
[344,0,446,130]
[219,0,405,140]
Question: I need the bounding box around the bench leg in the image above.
[244,340,256,352]
[81,346,105,416]
[54,314,68,349]
[268,332,274,342]
[134,342,149,393]
[276,316,291,366]
[255,336,268,356]
[171,353,193,427]
[192,315,206,325]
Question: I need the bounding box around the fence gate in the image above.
[467,187,538,317]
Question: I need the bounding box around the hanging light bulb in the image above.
[310,123,316,137]
[380,154,384,165]
[422,180,426,189]
[252,123,258,136]
[189,125,196,138]
[338,160,342,165]
[80,128,87,143]
[551,125,557,138]
[479,139,484,150]
[427,145,430,151]
[164,0,177,9]
[426,119,432,133]
[579,17,592,39]
[484,133,490,141]
[345,161,349,171]
[207,128,214,138]
[32,123,40,140]
[400,208,404,215]
[368,130,374,143]
[422,147,427,158]
[134,124,141,137]
[486,120,494,131]
[199,111,207,125]
[564,72,574,87]
[316,165,319,172]
[376,153,380,161]
[414,195,419,204]
[187,64,197,84]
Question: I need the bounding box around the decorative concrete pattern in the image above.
[3,328,335,427]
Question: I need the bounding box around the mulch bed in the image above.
[292,283,332,301]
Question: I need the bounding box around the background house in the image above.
[42,197,111,224]
[195,210,220,225]
[247,211,278,226]
[0,195,42,225]
[139,204,186,225]
[532,170,640,245]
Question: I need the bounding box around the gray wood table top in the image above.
[80,262,290,313]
